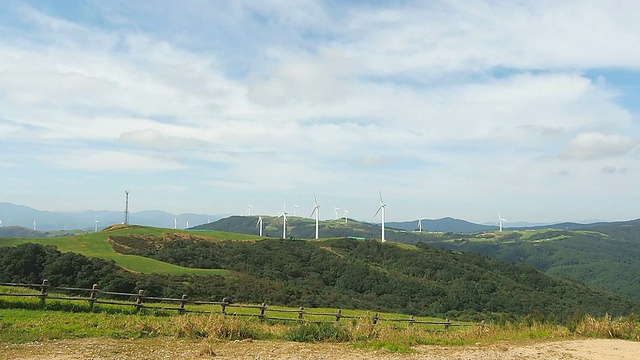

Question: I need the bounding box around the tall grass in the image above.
[1,299,639,353]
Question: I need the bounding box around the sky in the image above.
[1,0,640,224]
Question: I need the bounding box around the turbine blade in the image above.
[374,205,382,217]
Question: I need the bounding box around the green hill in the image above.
[0,224,257,275]
[193,215,426,242]
[106,232,638,319]
[420,223,640,299]
[2,224,638,321]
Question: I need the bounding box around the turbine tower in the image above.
[497,213,507,232]
[123,190,130,225]
[173,217,177,229]
[257,216,263,236]
[248,204,252,216]
[374,191,387,242]
[94,220,99,233]
[417,217,424,232]
[311,194,320,239]
[0,220,2,228]
[33,219,36,231]
[277,211,288,239]
[343,210,349,224]
[334,206,340,220]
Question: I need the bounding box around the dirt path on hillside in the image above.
[2,338,639,359]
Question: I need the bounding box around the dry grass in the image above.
[575,314,640,340]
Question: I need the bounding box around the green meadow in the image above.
[0,225,258,275]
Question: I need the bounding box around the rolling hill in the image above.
[419,220,640,299]
[2,224,638,320]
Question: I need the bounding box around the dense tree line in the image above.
[106,235,639,319]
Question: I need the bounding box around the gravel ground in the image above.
[3,338,639,359]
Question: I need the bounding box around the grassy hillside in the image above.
[421,225,640,299]
[0,225,257,275]
[3,223,639,320]
[105,233,639,319]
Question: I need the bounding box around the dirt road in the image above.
[3,338,639,359]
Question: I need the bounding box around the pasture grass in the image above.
[0,225,260,275]
[1,292,638,353]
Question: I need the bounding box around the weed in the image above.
[283,322,351,342]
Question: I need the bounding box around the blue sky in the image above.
[1,0,640,224]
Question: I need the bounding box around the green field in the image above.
[0,225,259,275]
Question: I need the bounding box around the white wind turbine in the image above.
[497,213,507,232]
[173,217,177,229]
[293,203,299,217]
[417,217,424,232]
[374,191,387,243]
[334,206,340,220]
[94,220,99,233]
[0,220,2,228]
[343,210,349,224]
[33,219,36,231]
[277,210,288,239]
[186,220,189,229]
[311,194,320,239]
[248,204,252,216]
[257,216,263,237]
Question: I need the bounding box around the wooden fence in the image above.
[0,280,473,329]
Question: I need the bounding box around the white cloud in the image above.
[1,1,640,222]
[43,150,186,172]
[564,132,637,160]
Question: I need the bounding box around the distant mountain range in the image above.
[0,202,622,235]
[0,202,222,232]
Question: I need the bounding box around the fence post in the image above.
[298,307,304,323]
[409,315,415,327]
[445,318,451,330]
[179,295,187,314]
[335,309,342,322]
[259,303,266,321]
[89,284,99,309]
[135,289,144,312]
[373,313,379,325]
[39,279,49,306]
[221,297,228,315]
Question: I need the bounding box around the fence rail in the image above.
[0,280,474,329]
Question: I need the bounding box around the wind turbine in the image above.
[94,220,99,233]
[173,217,177,230]
[257,216,263,236]
[248,204,252,216]
[186,220,189,229]
[497,213,507,232]
[374,191,387,242]
[334,206,340,220]
[343,210,349,224]
[417,217,424,232]
[277,211,288,239]
[311,194,320,239]
[33,219,36,231]
[0,220,2,228]
[293,203,299,217]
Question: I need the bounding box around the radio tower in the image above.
[124,190,130,225]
